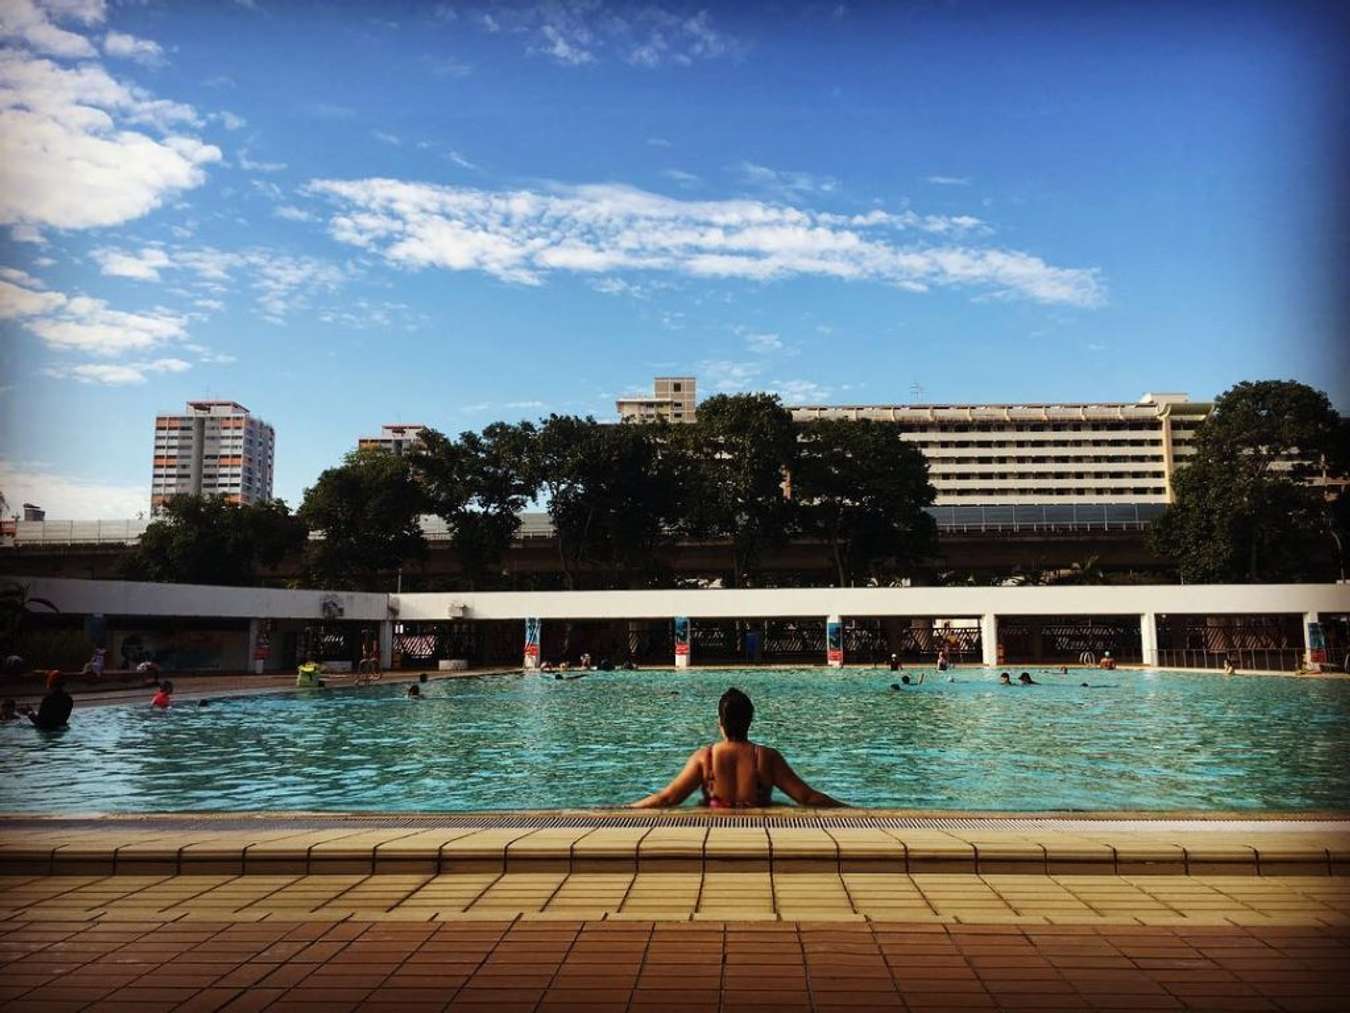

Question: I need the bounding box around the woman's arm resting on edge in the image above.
[630,749,704,809]
[770,749,846,807]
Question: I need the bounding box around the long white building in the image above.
[789,392,1210,507]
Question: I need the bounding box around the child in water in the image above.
[151,680,174,708]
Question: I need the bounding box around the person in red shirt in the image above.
[151,680,174,709]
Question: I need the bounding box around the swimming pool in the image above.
[2,668,1347,813]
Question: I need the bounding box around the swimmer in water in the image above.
[890,672,927,689]
[998,672,1012,685]
[1018,672,1039,685]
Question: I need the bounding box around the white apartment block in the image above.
[790,392,1210,507]
[358,423,428,455]
[616,376,697,423]
[151,401,275,511]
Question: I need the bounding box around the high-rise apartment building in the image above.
[357,424,428,455]
[616,377,697,423]
[151,401,275,511]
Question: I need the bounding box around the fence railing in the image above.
[1156,647,1306,673]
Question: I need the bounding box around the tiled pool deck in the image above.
[2,815,1348,1011]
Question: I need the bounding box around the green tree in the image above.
[299,449,426,589]
[123,495,307,586]
[681,393,798,588]
[1,579,59,662]
[537,416,682,588]
[1149,380,1343,582]
[793,418,937,585]
[531,415,605,589]
[413,423,536,589]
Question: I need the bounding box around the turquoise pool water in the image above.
[2,668,1347,813]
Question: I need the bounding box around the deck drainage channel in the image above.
[4,814,1347,832]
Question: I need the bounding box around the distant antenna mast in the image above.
[909,381,926,403]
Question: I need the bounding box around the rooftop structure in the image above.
[151,400,275,512]
[616,376,697,424]
[357,424,428,455]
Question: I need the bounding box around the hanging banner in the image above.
[673,616,691,667]
[523,617,541,668]
[826,614,844,667]
[1307,621,1326,665]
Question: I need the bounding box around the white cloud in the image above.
[424,55,472,78]
[926,175,972,186]
[304,177,1105,306]
[274,204,316,222]
[0,0,101,58]
[737,161,838,196]
[317,298,423,332]
[92,245,171,280]
[4,273,187,354]
[471,2,741,68]
[769,378,832,402]
[744,331,783,354]
[103,30,164,66]
[0,276,65,317]
[0,458,148,519]
[237,148,286,172]
[213,110,246,130]
[44,356,190,385]
[42,0,106,24]
[30,296,186,355]
[661,167,699,187]
[700,358,764,392]
[0,265,43,288]
[445,149,477,170]
[372,129,401,146]
[647,136,671,147]
[90,243,352,320]
[9,223,44,243]
[0,49,221,230]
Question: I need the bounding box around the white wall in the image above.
[14,575,1350,624]
[20,577,389,621]
[396,584,1350,621]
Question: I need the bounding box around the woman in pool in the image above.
[630,687,844,809]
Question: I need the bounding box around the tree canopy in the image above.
[534,415,684,589]
[794,418,938,585]
[124,495,307,586]
[411,423,535,590]
[677,393,799,588]
[1149,379,1343,582]
[298,449,427,589]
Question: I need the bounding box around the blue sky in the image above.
[1,0,1345,517]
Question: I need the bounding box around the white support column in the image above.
[826,614,843,668]
[247,618,262,675]
[1140,612,1158,667]
[980,613,999,667]
[379,620,394,670]
[1304,612,1323,669]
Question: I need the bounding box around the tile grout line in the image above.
[527,913,582,1013]
[622,906,654,1013]
[612,827,653,915]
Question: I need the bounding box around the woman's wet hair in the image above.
[718,687,754,741]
